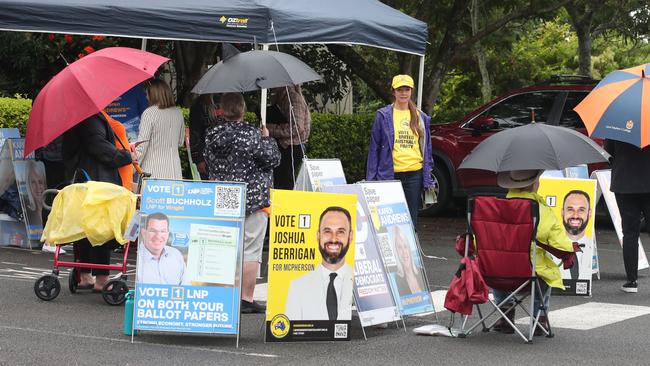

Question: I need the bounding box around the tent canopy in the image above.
[0,0,428,55]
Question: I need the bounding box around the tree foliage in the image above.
[0,0,649,116]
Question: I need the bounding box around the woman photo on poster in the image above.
[391,225,426,296]
[24,160,46,228]
[0,154,15,197]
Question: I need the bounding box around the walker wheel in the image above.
[102,279,129,306]
[34,275,61,301]
[68,268,78,293]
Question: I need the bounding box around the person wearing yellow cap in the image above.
[366,74,434,227]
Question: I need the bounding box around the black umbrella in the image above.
[458,123,610,172]
[191,50,321,94]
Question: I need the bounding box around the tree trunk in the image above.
[565,1,594,78]
[422,0,470,114]
[397,53,415,77]
[470,0,492,103]
[173,41,219,107]
[575,26,592,77]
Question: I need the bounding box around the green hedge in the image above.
[0,97,375,182]
[306,112,375,183]
[0,95,32,135]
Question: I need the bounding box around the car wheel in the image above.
[420,165,450,216]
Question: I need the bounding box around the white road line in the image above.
[0,274,41,281]
[22,266,60,272]
[516,302,650,330]
[417,290,650,332]
[0,325,279,358]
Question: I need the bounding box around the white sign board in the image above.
[294,158,346,192]
[592,169,649,270]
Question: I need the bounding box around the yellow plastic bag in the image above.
[42,181,137,246]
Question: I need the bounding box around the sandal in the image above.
[93,283,112,293]
[77,283,94,290]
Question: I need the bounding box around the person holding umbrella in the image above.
[491,169,575,335]
[267,84,311,189]
[204,92,280,313]
[63,112,137,290]
[366,74,434,227]
[604,140,650,293]
[574,63,650,293]
[25,47,169,291]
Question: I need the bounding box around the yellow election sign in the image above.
[266,189,357,342]
[537,177,597,296]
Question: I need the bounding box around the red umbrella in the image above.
[25,47,168,157]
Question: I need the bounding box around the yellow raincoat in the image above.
[506,189,573,289]
[42,181,137,246]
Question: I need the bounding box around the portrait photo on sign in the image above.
[13,160,46,239]
[388,224,427,297]
[284,205,355,321]
[136,212,190,286]
[0,150,15,197]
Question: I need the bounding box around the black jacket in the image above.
[204,121,280,214]
[188,100,225,166]
[63,113,132,185]
[604,139,650,194]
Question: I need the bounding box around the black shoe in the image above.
[492,317,515,334]
[492,307,515,334]
[241,300,266,314]
[621,281,638,293]
[534,315,549,337]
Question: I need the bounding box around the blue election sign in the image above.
[134,179,246,336]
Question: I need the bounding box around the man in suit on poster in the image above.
[285,206,354,321]
[136,212,189,286]
[561,190,591,279]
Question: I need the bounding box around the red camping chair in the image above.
[458,196,551,343]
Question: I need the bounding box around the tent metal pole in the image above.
[141,38,147,51]
[260,43,270,127]
[417,55,425,109]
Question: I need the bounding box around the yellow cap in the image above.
[391,74,414,89]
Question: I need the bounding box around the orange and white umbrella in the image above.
[575,63,650,147]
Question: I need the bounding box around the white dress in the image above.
[135,106,185,179]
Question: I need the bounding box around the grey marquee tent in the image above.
[0,0,427,54]
[0,0,428,105]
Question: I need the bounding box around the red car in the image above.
[423,76,603,216]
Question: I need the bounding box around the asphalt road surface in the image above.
[1,214,649,366]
